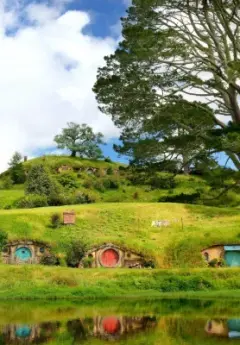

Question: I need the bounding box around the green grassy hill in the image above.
[0,203,239,268]
[1,155,239,209]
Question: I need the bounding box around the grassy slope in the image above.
[0,203,239,267]
[0,155,217,207]
[0,265,239,299]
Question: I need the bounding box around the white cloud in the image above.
[0,2,119,172]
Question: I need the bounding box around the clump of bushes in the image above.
[40,253,59,266]
[15,194,48,208]
[150,175,176,189]
[66,241,88,268]
[82,255,94,268]
[56,172,79,189]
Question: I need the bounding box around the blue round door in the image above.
[15,326,31,338]
[15,247,32,261]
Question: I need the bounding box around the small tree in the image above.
[66,240,88,267]
[8,152,25,184]
[54,122,104,159]
[25,164,59,197]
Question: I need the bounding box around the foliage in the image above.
[94,0,240,177]
[57,172,79,189]
[50,213,62,228]
[82,255,94,268]
[8,152,25,184]
[25,164,60,198]
[66,241,88,268]
[0,230,8,252]
[1,177,13,190]
[54,122,104,159]
[15,194,48,208]
[159,193,201,204]
[150,175,176,190]
[40,253,59,266]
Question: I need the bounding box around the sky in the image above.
[0,0,131,172]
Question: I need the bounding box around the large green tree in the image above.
[54,122,104,159]
[94,0,240,172]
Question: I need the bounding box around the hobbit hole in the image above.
[202,245,240,267]
[80,244,144,268]
[2,241,49,264]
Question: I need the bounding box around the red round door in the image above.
[102,317,121,334]
[101,249,119,267]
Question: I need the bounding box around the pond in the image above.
[0,299,239,344]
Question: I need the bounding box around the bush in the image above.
[150,175,176,189]
[2,177,13,189]
[56,172,79,189]
[25,164,60,197]
[40,253,59,266]
[75,192,96,204]
[51,213,62,228]
[93,181,105,192]
[103,178,119,190]
[66,241,88,267]
[159,192,200,204]
[83,179,94,189]
[104,157,112,163]
[15,194,48,209]
[0,230,8,252]
[82,255,94,268]
[133,191,139,200]
[107,167,113,175]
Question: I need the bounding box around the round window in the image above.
[100,249,119,268]
[15,247,32,261]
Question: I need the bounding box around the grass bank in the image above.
[0,203,239,267]
[0,265,239,300]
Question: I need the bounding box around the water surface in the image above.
[0,299,239,344]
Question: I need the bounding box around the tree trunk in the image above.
[71,151,77,157]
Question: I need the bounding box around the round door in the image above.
[102,317,121,334]
[15,247,32,261]
[100,249,119,267]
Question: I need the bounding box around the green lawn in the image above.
[0,189,24,208]
[0,203,240,268]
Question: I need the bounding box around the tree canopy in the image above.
[94,0,240,172]
[54,122,104,159]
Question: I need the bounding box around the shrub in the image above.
[83,179,94,189]
[103,178,119,190]
[2,177,13,189]
[104,157,112,163]
[82,255,94,268]
[40,253,59,266]
[93,181,105,192]
[0,230,8,252]
[15,194,48,209]
[56,172,79,189]
[107,167,113,175]
[150,175,176,189]
[66,241,88,267]
[51,213,62,228]
[75,192,96,204]
[25,164,60,197]
[159,192,200,204]
[133,191,139,200]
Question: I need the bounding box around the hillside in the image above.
[0,155,239,209]
[0,203,239,268]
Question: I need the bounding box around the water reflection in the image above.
[206,319,240,339]
[0,301,239,345]
[0,316,156,344]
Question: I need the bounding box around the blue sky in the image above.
[0,0,130,171]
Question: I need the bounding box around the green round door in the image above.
[15,247,32,261]
[225,251,240,267]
